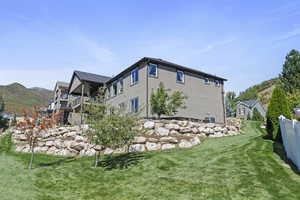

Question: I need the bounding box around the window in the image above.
[176,70,184,83]
[119,102,125,110]
[131,69,139,85]
[119,78,123,94]
[113,82,117,96]
[148,63,158,77]
[204,78,210,85]
[215,80,220,87]
[131,97,139,113]
[107,87,111,99]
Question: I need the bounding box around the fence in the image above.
[279,115,300,171]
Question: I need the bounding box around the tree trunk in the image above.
[28,143,34,169]
[94,151,99,168]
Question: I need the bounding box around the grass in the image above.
[1,121,300,200]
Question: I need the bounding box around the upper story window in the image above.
[113,82,117,96]
[148,63,158,77]
[131,97,139,113]
[204,78,210,85]
[131,69,139,85]
[119,78,123,94]
[215,80,220,87]
[176,70,184,83]
[107,87,111,99]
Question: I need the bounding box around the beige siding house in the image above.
[106,57,227,123]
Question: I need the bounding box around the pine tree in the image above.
[266,87,291,141]
[280,49,300,93]
[0,95,4,113]
[225,91,237,117]
[252,108,264,121]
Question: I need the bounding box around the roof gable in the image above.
[74,71,111,83]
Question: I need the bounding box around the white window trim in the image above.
[215,80,220,87]
[131,69,139,85]
[148,63,158,77]
[204,78,210,85]
[176,70,185,84]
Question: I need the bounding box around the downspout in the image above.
[222,81,226,125]
[146,62,149,118]
[80,82,85,125]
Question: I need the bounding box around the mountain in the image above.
[0,83,53,114]
[237,78,279,109]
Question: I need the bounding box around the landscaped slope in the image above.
[1,121,300,200]
[0,83,52,114]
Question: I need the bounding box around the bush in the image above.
[252,108,264,121]
[266,87,291,141]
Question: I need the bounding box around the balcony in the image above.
[69,96,93,109]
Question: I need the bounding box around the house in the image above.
[53,81,70,123]
[105,57,227,123]
[236,99,266,120]
[67,70,111,125]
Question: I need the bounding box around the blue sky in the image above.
[0,0,299,94]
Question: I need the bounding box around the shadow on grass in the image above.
[273,142,300,175]
[99,152,146,170]
[38,157,76,167]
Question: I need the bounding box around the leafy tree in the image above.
[252,108,264,121]
[0,96,8,129]
[280,49,300,93]
[85,87,140,168]
[225,91,237,117]
[0,95,4,113]
[150,82,187,119]
[286,89,300,113]
[266,87,291,141]
[16,108,61,169]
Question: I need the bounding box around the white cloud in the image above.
[197,38,235,54]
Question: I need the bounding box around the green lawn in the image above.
[1,121,300,200]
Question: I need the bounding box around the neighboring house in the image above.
[67,70,111,125]
[236,99,266,120]
[105,57,227,123]
[53,81,70,123]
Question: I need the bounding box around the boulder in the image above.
[161,143,176,150]
[179,127,192,133]
[190,137,201,145]
[75,135,85,142]
[133,136,147,144]
[46,141,55,147]
[191,128,199,134]
[104,148,114,154]
[145,129,155,135]
[129,144,146,152]
[206,123,215,128]
[18,134,27,141]
[188,122,201,128]
[70,142,85,151]
[178,120,188,127]
[165,123,180,130]
[178,140,193,148]
[159,137,178,144]
[169,130,179,135]
[144,121,155,129]
[198,127,206,133]
[155,127,169,136]
[148,137,159,143]
[146,142,161,151]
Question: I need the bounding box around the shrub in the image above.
[266,87,291,141]
[252,108,264,121]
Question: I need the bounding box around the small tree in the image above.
[266,87,291,141]
[225,91,237,117]
[150,82,187,119]
[85,87,140,168]
[16,107,61,169]
[0,96,8,129]
[252,108,264,121]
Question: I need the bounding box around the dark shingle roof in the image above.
[56,81,69,88]
[239,99,259,108]
[107,57,227,84]
[74,70,111,83]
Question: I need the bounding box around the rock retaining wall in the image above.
[12,119,241,156]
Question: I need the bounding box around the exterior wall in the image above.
[69,76,82,94]
[253,103,266,118]
[236,104,251,119]
[147,64,225,123]
[105,63,148,117]
[105,62,225,123]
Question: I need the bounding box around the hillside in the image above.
[0,83,53,114]
[237,78,279,108]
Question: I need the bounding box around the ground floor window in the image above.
[131,97,139,113]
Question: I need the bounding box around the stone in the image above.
[169,130,179,135]
[148,137,159,142]
[188,122,201,128]
[198,127,206,133]
[206,123,215,128]
[93,145,103,151]
[143,121,155,129]
[70,142,85,151]
[177,120,188,127]
[84,149,96,156]
[156,127,169,136]
[165,123,180,130]
[179,127,192,133]
[155,123,164,129]
[133,136,147,144]
[159,137,178,144]
[129,144,145,152]
[190,137,201,145]
[47,146,57,155]
[104,148,114,154]
[179,140,193,148]
[191,128,199,134]
[54,140,65,149]
[161,143,176,150]
[46,141,55,146]
[18,134,27,141]
[214,126,222,132]
[146,142,161,151]
[145,129,155,135]
[75,135,85,142]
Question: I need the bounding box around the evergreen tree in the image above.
[225,91,237,117]
[280,49,300,93]
[252,108,264,121]
[266,87,291,141]
[0,95,4,113]
[150,82,187,119]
